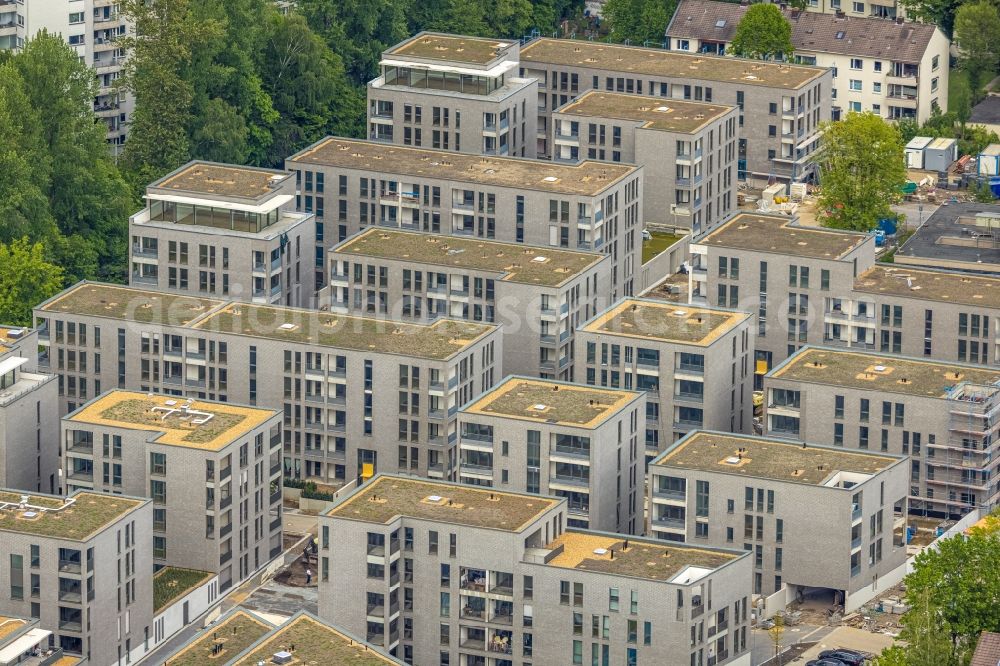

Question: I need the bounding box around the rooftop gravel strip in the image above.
[232,614,400,665]
[462,377,639,427]
[854,265,1000,309]
[154,163,286,199]
[389,33,514,65]
[520,38,826,89]
[0,491,143,540]
[699,213,868,259]
[334,229,603,286]
[327,477,557,531]
[545,532,736,581]
[288,137,636,196]
[0,617,27,641]
[655,432,898,485]
[40,283,223,326]
[584,299,748,345]
[772,348,1000,398]
[194,303,493,360]
[557,91,735,133]
[164,611,271,666]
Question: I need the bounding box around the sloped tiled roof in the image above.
[971,632,1000,666]
[666,0,939,64]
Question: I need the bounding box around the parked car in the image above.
[807,660,849,666]
[818,649,867,665]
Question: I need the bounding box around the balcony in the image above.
[652,488,686,502]
[220,550,232,565]
[551,475,589,488]
[552,445,590,460]
[651,517,685,530]
[220,522,232,538]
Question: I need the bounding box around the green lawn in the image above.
[949,68,971,113]
[642,232,684,264]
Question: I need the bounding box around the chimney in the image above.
[896,16,903,24]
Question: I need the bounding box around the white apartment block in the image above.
[1,0,131,151]
[458,376,645,533]
[286,137,643,299]
[576,299,754,460]
[62,391,283,590]
[128,161,316,308]
[648,431,909,611]
[666,0,948,122]
[325,228,611,380]
[551,91,739,235]
[318,475,754,666]
[368,32,538,158]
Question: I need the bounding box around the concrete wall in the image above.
[640,234,690,292]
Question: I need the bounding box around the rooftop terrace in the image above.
[583,299,748,345]
[387,33,515,65]
[0,491,144,540]
[165,610,271,666]
[194,303,494,360]
[232,614,400,665]
[771,348,1000,398]
[334,229,603,286]
[699,213,869,259]
[654,432,899,485]
[544,532,737,581]
[557,91,735,133]
[288,138,636,195]
[520,38,826,89]
[153,568,213,613]
[38,283,223,327]
[68,391,277,451]
[0,327,29,353]
[152,162,288,200]
[327,477,557,531]
[462,377,640,428]
[854,265,1000,309]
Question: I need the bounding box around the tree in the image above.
[896,117,921,144]
[768,615,785,664]
[953,1,1000,98]
[0,239,64,327]
[730,4,793,61]
[602,0,675,45]
[951,73,972,133]
[818,112,906,231]
[897,0,960,36]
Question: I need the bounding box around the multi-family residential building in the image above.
[458,376,645,533]
[325,228,611,380]
[0,613,66,664]
[765,346,1000,517]
[0,1,131,150]
[576,299,754,459]
[286,136,643,298]
[318,475,754,666]
[518,37,831,183]
[128,161,316,308]
[765,0,905,20]
[0,489,152,665]
[61,390,283,589]
[162,608,403,665]
[688,212,875,384]
[551,91,739,234]
[0,349,58,494]
[665,0,948,122]
[33,282,502,486]
[892,203,1000,272]
[0,327,39,369]
[648,430,909,610]
[368,32,538,159]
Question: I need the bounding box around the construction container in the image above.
[924,137,958,173]
[978,144,1000,177]
[905,136,933,169]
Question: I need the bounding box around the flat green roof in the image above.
[771,348,1000,398]
[854,265,1000,309]
[334,229,603,287]
[327,477,558,531]
[39,283,223,327]
[153,567,213,613]
[0,491,144,540]
[699,213,868,259]
[193,303,494,360]
[387,33,515,66]
[166,610,272,666]
[520,38,826,89]
[583,299,748,345]
[288,138,636,196]
[557,91,736,133]
[232,614,400,665]
[654,432,899,485]
[462,377,640,428]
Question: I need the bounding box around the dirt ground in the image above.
[274,532,316,588]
